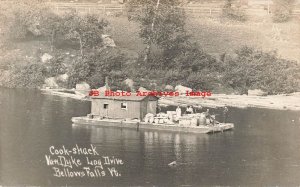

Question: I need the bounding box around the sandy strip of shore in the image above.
[159,93,300,111]
[41,89,300,111]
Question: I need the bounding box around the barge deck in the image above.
[71,117,234,134]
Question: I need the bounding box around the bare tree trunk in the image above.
[79,36,83,57]
[152,0,160,31]
[50,31,54,52]
[144,0,160,63]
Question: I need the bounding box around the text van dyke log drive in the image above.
[49,144,99,156]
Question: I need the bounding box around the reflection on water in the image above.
[74,125,214,186]
[1,88,300,186]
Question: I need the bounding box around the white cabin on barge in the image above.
[90,95,159,120]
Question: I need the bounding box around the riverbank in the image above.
[160,93,300,111]
[41,89,300,111]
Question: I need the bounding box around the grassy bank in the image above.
[105,16,300,61]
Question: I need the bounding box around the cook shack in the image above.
[91,94,159,120]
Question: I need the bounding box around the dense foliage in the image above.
[128,0,188,64]
[8,63,47,88]
[67,48,128,89]
[222,46,300,94]
[60,12,108,56]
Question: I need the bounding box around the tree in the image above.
[40,12,63,51]
[222,46,300,94]
[67,48,128,88]
[67,57,91,88]
[127,0,187,64]
[62,12,108,57]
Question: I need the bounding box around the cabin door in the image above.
[147,101,157,114]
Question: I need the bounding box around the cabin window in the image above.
[103,104,108,109]
[121,102,127,110]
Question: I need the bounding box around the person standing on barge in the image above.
[176,106,182,117]
[223,106,229,123]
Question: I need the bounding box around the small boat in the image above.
[71,116,234,134]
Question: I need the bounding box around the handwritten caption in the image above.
[45,144,123,178]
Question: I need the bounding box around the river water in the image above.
[1,88,300,186]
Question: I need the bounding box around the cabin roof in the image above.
[91,95,159,101]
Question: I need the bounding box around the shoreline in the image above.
[41,89,90,101]
[40,88,300,111]
[160,93,300,111]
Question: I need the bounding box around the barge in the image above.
[72,116,234,134]
[71,92,234,134]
